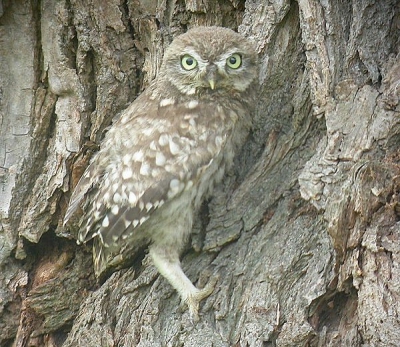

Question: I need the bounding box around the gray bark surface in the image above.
[0,0,399,346]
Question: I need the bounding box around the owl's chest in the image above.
[191,151,227,209]
[142,147,229,246]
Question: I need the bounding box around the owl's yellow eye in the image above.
[181,55,198,70]
[226,53,242,69]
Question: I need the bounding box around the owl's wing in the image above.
[63,170,99,227]
[64,92,152,222]
[64,97,237,249]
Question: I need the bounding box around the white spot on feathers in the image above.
[164,164,173,173]
[186,100,199,109]
[113,193,122,203]
[111,205,119,215]
[143,127,153,136]
[139,200,145,210]
[124,219,131,229]
[122,168,133,179]
[123,154,131,165]
[159,98,175,107]
[158,133,169,146]
[151,168,160,177]
[156,152,166,166]
[133,150,144,162]
[150,140,157,151]
[102,215,110,227]
[103,192,110,202]
[140,162,151,176]
[169,139,180,155]
[128,191,137,204]
[185,180,194,190]
[189,118,196,127]
[170,179,180,188]
[168,178,184,198]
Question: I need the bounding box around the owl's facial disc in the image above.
[164,46,255,95]
[177,51,244,92]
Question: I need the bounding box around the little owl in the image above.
[64,26,258,320]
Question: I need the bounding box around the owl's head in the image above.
[160,26,258,96]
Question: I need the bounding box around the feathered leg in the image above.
[149,245,216,321]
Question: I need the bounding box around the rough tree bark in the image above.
[0,0,399,346]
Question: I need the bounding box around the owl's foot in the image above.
[184,275,218,322]
[150,247,218,321]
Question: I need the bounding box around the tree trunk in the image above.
[0,0,399,346]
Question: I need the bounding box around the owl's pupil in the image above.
[229,57,237,65]
[186,58,194,65]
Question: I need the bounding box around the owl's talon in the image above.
[185,276,218,322]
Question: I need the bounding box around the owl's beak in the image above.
[208,78,216,90]
[206,65,217,90]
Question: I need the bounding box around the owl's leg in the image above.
[149,246,216,321]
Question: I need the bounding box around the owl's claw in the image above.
[185,275,218,322]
